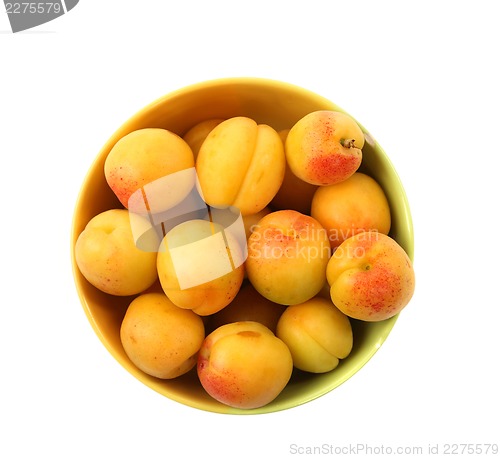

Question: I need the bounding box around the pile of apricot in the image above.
[74,110,415,409]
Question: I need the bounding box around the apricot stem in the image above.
[340,138,356,148]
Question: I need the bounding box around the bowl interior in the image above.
[71,77,413,415]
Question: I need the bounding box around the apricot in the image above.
[104,128,195,212]
[74,209,159,296]
[311,172,391,249]
[271,129,318,214]
[246,210,331,305]
[120,293,205,379]
[276,297,353,373]
[157,219,245,316]
[182,118,225,159]
[197,321,293,409]
[327,231,415,321]
[196,116,285,215]
[285,110,364,186]
[207,282,286,334]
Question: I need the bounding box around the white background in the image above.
[1,1,499,457]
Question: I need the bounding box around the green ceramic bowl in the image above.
[71,77,414,414]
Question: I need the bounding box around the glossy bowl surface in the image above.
[71,77,414,414]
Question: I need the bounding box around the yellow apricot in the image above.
[327,232,415,322]
[105,128,195,212]
[285,111,364,186]
[311,172,391,249]
[276,297,352,373]
[120,292,205,379]
[74,209,159,296]
[197,321,293,409]
[196,116,285,215]
[183,118,225,159]
[246,210,331,305]
[157,219,245,316]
